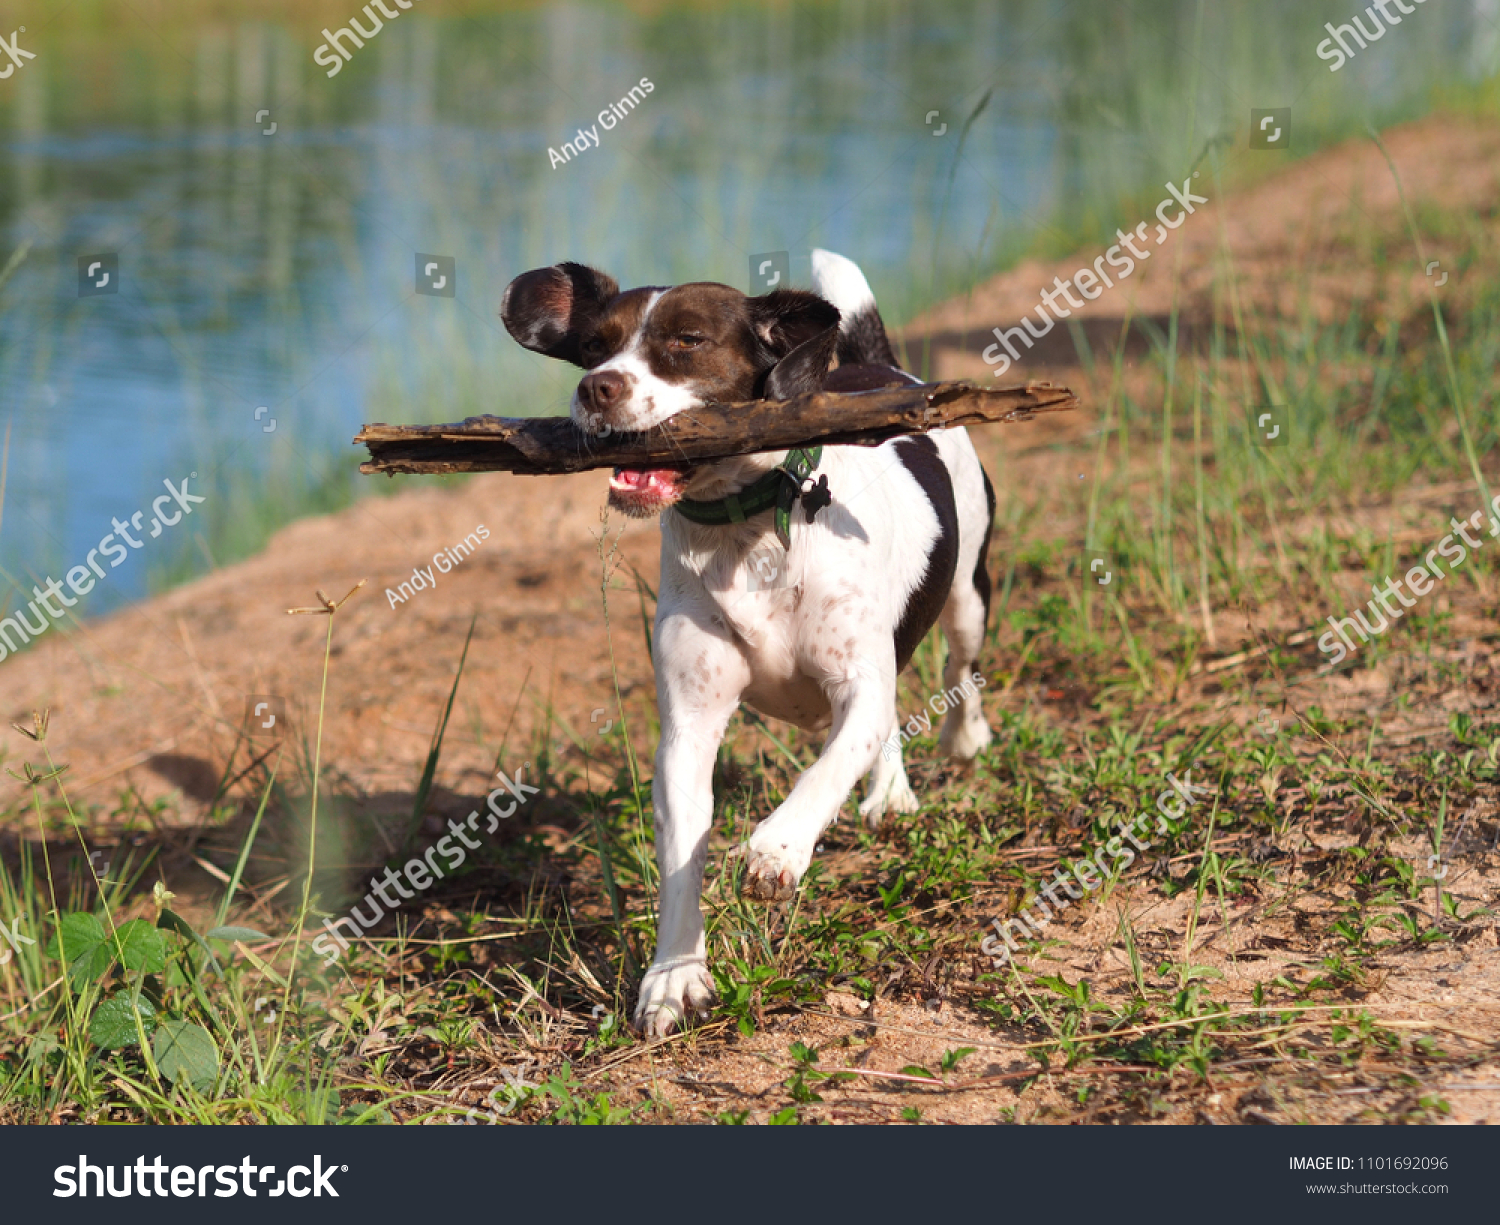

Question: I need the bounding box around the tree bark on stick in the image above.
[355,380,1078,476]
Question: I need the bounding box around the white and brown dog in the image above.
[501,250,996,1036]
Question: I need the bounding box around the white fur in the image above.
[811,248,877,317]
[635,432,994,1036]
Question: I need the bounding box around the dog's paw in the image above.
[939,713,992,762]
[858,777,920,827]
[633,957,715,1038]
[731,837,809,902]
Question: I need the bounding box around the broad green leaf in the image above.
[112,919,168,975]
[157,909,225,979]
[152,1020,219,1092]
[341,1104,393,1125]
[290,1087,342,1122]
[45,912,110,985]
[205,925,271,943]
[156,908,202,944]
[26,1033,60,1066]
[90,993,157,1049]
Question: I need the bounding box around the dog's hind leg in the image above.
[634,610,750,1039]
[937,464,995,762]
[857,721,920,827]
[935,588,992,761]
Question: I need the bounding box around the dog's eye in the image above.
[668,334,706,351]
[579,336,609,363]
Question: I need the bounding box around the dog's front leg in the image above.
[739,671,893,901]
[634,610,749,1038]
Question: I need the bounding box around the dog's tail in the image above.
[811,249,900,369]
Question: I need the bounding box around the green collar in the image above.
[674,447,825,549]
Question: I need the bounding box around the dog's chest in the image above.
[717,575,843,729]
[672,534,885,730]
[697,537,813,667]
[657,443,942,725]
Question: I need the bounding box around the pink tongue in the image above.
[611,467,682,494]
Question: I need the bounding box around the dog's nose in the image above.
[579,370,626,412]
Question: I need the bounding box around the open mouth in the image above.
[608,466,690,517]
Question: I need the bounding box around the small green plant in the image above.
[780,1040,855,1108]
[47,894,273,1095]
[539,1065,635,1125]
[783,1040,826,1104]
[711,960,818,1037]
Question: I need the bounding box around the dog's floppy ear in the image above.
[750,289,841,400]
[500,262,619,365]
[763,323,840,400]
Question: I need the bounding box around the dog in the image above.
[501,250,996,1036]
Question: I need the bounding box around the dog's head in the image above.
[501,262,840,516]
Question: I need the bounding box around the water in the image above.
[0,0,1490,613]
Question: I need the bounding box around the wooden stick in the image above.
[355,380,1078,476]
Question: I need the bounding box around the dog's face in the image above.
[501,262,839,516]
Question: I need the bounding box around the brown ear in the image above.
[748,289,841,400]
[763,324,840,400]
[500,262,619,365]
[748,289,841,362]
